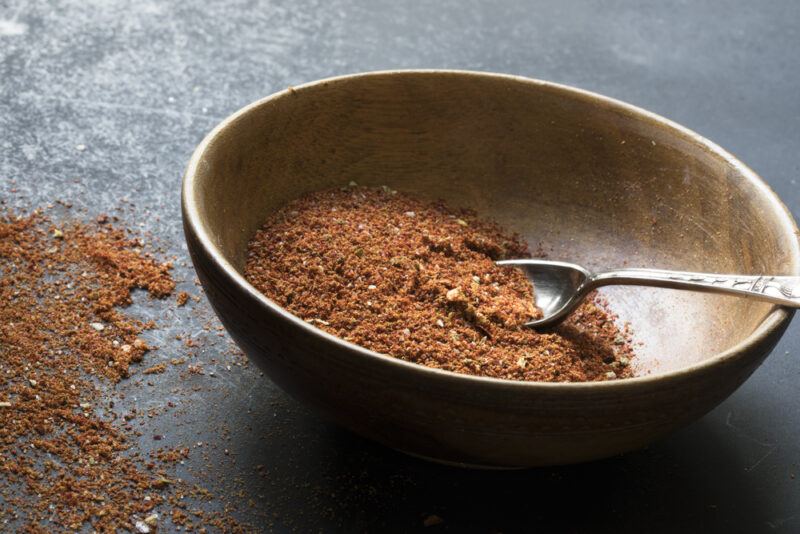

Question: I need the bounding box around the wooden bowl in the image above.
[182,71,799,468]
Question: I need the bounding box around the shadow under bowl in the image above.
[182,70,799,468]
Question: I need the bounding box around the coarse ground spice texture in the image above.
[0,211,242,532]
[245,186,634,382]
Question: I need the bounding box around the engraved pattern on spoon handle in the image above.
[591,270,800,307]
[666,274,798,298]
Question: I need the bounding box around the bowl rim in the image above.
[182,69,800,391]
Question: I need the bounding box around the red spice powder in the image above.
[245,186,634,382]
[0,211,244,532]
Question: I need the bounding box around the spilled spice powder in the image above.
[0,211,244,532]
[245,186,634,382]
[176,291,190,307]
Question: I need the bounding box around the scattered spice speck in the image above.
[423,514,445,527]
[142,363,167,375]
[176,291,189,306]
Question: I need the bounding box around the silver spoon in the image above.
[498,259,800,329]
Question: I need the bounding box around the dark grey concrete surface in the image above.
[2,1,799,532]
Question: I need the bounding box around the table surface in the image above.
[2,1,799,532]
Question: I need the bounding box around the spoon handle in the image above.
[591,269,800,307]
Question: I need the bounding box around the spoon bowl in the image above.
[498,259,592,328]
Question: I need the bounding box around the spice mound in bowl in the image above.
[244,186,634,382]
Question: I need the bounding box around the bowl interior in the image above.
[186,71,798,377]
